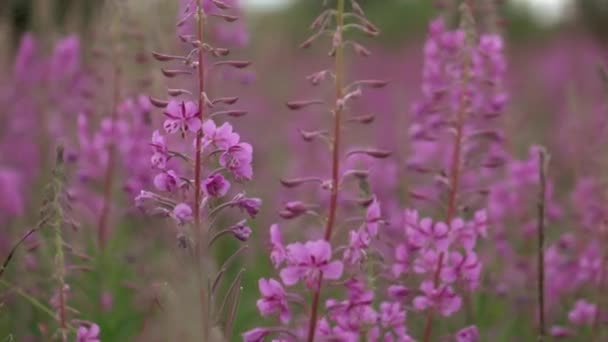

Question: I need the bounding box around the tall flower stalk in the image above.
[142,0,258,339]
[422,2,477,340]
[245,1,392,340]
[537,148,548,341]
[307,0,346,340]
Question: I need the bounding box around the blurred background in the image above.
[1,0,607,341]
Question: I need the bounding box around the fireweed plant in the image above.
[244,0,511,340]
[137,0,259,339]
[244,0,398,340]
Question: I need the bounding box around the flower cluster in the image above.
[137,0,258,338]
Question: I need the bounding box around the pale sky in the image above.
[242,0,572,23]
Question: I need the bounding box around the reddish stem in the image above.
[97,65,121,249]
[422,30,471,342]
[194,1,209,340]
[306,1,345,341]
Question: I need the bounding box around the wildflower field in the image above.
[1,0,607,341]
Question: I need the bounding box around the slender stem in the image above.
[0,279,75,332]
[194,2,209,339]
[97,64,121,249]
[537,149,547,341]
[592,223,608,342]
[306,1,345,341]
[422,12,472,342]
[55,211,67,342]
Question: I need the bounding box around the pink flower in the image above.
[343,229,371,265]
[413,281,462,317]
[455,325,479,342]
[391,244,409,277]
[77,323,100,342]
[171,203,193,225]
[404,210,450,251]
[441,251,482,290]
[549,325,573,338]
[163,100,201,135]
[280,240,344,289]
[269,224,287,268]
[230,220,252,241]
[153,170,179,192]
[242,327,271,342]
[233,194,261,217]
[150,130,169,169]
[568,299,597,326]
[202,120,240,149]
[379,301,406,329]
[220,142,253,181]
[203,173,230,197]
[387,285,409,300]
[256,278,290,323]
[365,198,382,237]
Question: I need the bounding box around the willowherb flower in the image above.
[280,240,343,289]
[256,278,290,324]
[413,280,462,317]
[77,323,101,342]
[144,0,257,338]
[246,1,394,340]
[455,325,480,342]
[568,299,597,326]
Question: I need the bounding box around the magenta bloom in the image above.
[365,198,381,237]
[153,170,179,192]
[230,220,252,241]
[256,278,290,323]
[202,120,240,149]
[163,100,201,134]
[455,325,479,342]
[269,224,287,268]
[568,299,597,325]
[203,173,230,197]
[242,327,271,342]
[233,194,261,217]
[150,130,169,169]
[220,142,253,181]
[413,281,462,317]
[404,209,450,252]
[171,203,193,225]
[280,240,343,289]
[77,323,100,342]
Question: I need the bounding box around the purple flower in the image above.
[365,197,381,237]
[391,244,409,277]
[77,323,100,342]
[153,170,179,192]
[441,251,482,289]
[203,173,230,197]
[242,327,271,342]
[413,281,462,317]
[549,325,573,338]
[379,301,406,329]
[230,220,252,241]
[387,285,409,300]
[280,240,343,289]
[343,229,371,265]
[256,278,290,323]
[404,209,450,252]
[455,325,479,342]
[233,194,261,217]
[269,224,286,268]
[568,299,597,326]
[202,120,240,149]
[163,100,201,135]
[220,142,253,181]
[150,130,169,169]
[171,203,193,225]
